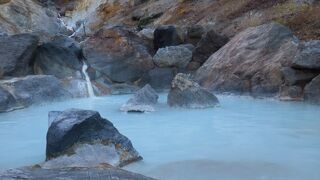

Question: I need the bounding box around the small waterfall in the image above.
[82,61,95,97]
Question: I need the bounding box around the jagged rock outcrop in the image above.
[153,44,194,68]
[0,75,71,108]
[168,73,219,108]
[0,34,39,78]
[34,35,83,79]
[0,166,154,180]
[0,0,68,39]
[189,30,229,70]
[45,109,142,168]
[120,84,158,112]
[82,26,154,93]
[195,23,299,97]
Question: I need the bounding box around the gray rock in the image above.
[195,23,299,97]
[168,73,219,108]
[0,166,155,180]
[138,28,155,41]
[279,85,303,101]
[33,35,83,79]
[140,67,176,90]
[61,78,89,98]
[82,26,154,83]
[121,84,159,112]
[304,75,320,104]
[0,86,20,112]
[190,30,229,69]
[46,109,142,167]
[0,75,71,107]
[0,34,39,77]
[292,40,320,70]
[153,44,193,68]
[153,25,183,51]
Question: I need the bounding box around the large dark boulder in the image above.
[190,30,229,70]
[0,75,71,107]
[281,67,318,86]
[0,166,154,180]
[304,75,320,104]
[45,109,142,168]
[0,34,39,77]
[195,23,299,96]
[153,25,183,51]
[120,84,159,112]
[168,73,219,108]
[0,86,20,112]
[82,26,154,83]
[33,35,83,79]
[292,40,320,70]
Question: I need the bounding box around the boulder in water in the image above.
[168,73,219,108]
[0,86,20,112]
[45,109,142,168]
[0,75,71,107]
[292,40,320,70]
[120,84,159,112]
[0,166,154,180]
[304,75,320,104]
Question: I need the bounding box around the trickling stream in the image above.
[82,61,95,97]
[0,94,319,180]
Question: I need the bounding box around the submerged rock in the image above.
[0,75,71,107]
[195,23,299,97]
[0,166,154,180]
[45,109,142,168]
[121,84,159,112]
[168,73,219,108]
[153,44,193,68]
[33,35,83,79]
[0,34,39,77]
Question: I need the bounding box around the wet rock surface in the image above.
[46,109,142,167]
[168,73,219,108]
[0,166,155,180]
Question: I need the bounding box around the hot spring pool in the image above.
[0,94,319,180]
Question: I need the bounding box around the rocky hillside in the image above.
[0,0,320,113]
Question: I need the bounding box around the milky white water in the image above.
[0,94,319,180]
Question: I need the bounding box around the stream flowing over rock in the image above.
[45,109,142,168]
[195,22,299,96]
[0,34,39,77]
[121,84,159,112]
[0,75,71,109]
[168,73,219,108]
